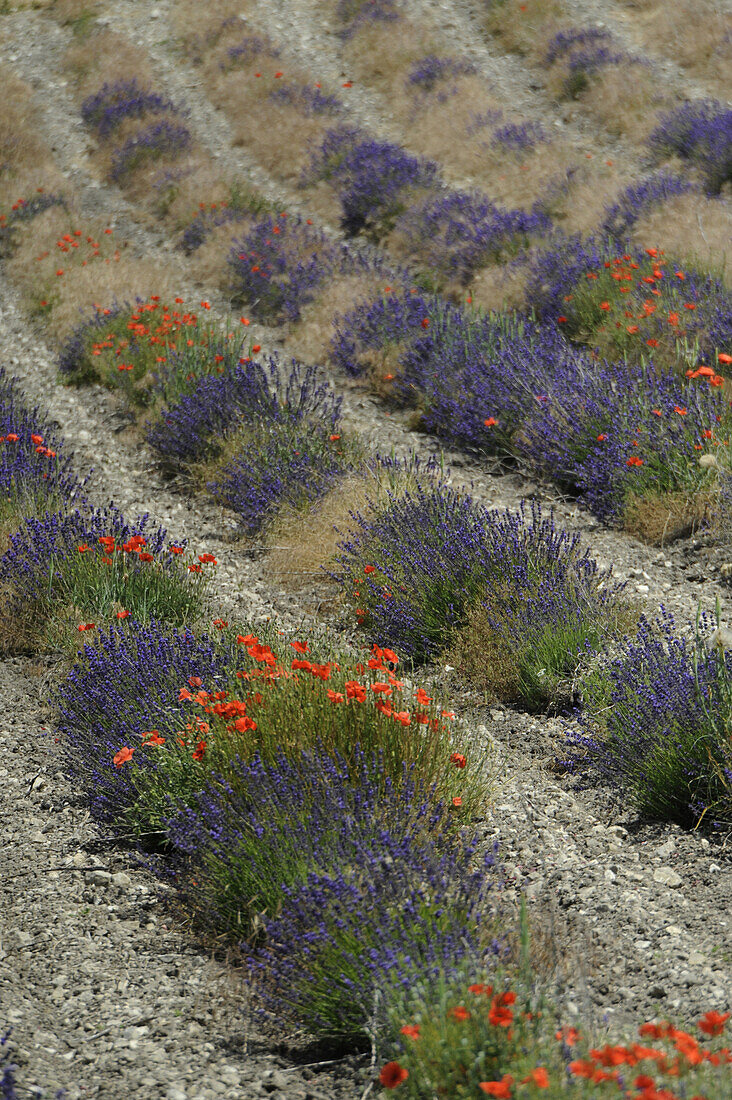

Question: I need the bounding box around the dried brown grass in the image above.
[619,0,732,98]
[466,261,530,313]
[341,18,438,96]
[6,206,182,342]
[483,0,570,59]
[581,63,672,143]
[0,67,65,195]
[444,599,520,700]
[63,28,153,95]
[631,193,732,285]
[188,214,259,292]
[623,487,718,545]
[265,473,372,595]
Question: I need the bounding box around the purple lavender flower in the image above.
[490,121,548,151]
[58,620,242,830]
[305,130,439,236]
[222,34,279,70]
[109,120,192,183]
[406,56,476,91]
[228,214,343,321]
[650,100,732,195]
[268,81,343,116]
[392,188,551,284]
[601,171,695,241]
[81,79,187,141]
[565,610,732,829]
[333,487,622,683]
[335,0,400,40]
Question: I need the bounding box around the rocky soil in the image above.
[0,1,730,1097]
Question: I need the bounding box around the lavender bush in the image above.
[392,188,551,285]
[220,34,279,71]
[305,130,439,237]
[566,611,732,829]
[0,192,66,259]
[109,119,192,183]
[544,27,628,98]
[243,757,502,1042]
[490,120,548,152]
[80,79,186,141]
[406,56,476,91]
[335,0,401,40]
[600,171,695,242]
[269,81,343,117]
[334,488,625,707]
[58,620,243,832]
[228,214,343,322]
[650,100,732,195]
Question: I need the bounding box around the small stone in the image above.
[86,870,112,886]
[653,867,682,888]
[111,871,132,887]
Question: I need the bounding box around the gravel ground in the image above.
[0,2,731,1097]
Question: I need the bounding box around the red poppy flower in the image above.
[698,1010,730,1036]
[116,610,130,619]
[198,553,217,564]
[400,1024,420,1040]
[379,1063,408,1089]
[521,1067,549,1088]
[484,417,498,427]
[113,746,134,768]
[291,640,309,654]
[450,752,467,768]
[479,1075,514,1097]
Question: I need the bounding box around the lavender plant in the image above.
[245,765,503,1042]
[109,120,192,183]
[392,188,551,285]
[80,79,186,141]
[0,504,204,646]
[601,171,695,242]
[305,130,439,237]
[334,487,626,708]
[220,34,280,71]
[490,120,549,152]
[0,192,66,259]
[268,81,344,117]
[406,56,477,91]
[228,214,343,322]
[544,27,628,98]
[335,0,401,40]
[566,610,732,829]
[650,100,732,195]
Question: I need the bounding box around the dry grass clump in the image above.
[465,260,531,313]
[483,0,570,59]
[265,473,373,597]
[6,205,182,342]
[340,18,438,97]
[172,0,339,181]
[548,157,628,236]
[285,272,408,364]
[631,192,732,285]
[187,213,259,291]
[618,0,732,98]
[63,28,153,96]
[579,63,672,143]
[623,487,719,546]
[0,67,66,197]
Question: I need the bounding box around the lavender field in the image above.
[0,0,731,1097]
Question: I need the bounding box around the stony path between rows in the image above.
[0,2,731,1098]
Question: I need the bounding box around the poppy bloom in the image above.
[77,623,95,632]
[5,434,18,442]
[329,434,341,442]
[626,456,644,467]
[116,610,130,619]
[452,796,463,807]
[379,1063,408,1089]
[469,983,493,995]
[198,553,217,564]
[479,1075,514,1097]
[484,417,498,427]
[596,434,607,442]
[192,740,207,761]
[252,344,261,353]
[291,640,309,654]
[698,1010,730,1036]
[400,1024,420,1040]
[718,353,732,366]
[450,752,467,768]
[113,746,134,768]
[449,1006,471,1021]
[521,1068,549,1089]
[421,318,430,328]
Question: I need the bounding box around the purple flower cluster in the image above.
[406,56,476,91]
[333,487,621,669]
[306,130,439,236]
[650,99,732,195]
[0,192,66,259]
[392,188,551,284]
[490,121,548,151]
[0,369,83,513]
[243,754,500,1040]
[146,357,277,464]
[222,34,279,70]
[524,233,732,363]
[109,119,192,183]
[1,1030,66,1100]
[0,504,174,604]
[80,79,186,140]
[545,27,615,66]
[58,620,240,829]
[269,81,343,116]
[565,611,732,829]
[228,214,342,321]
[335,0,400,40]
[545,27,629,97]
[207,415,352,535]
[601,171,695,242]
